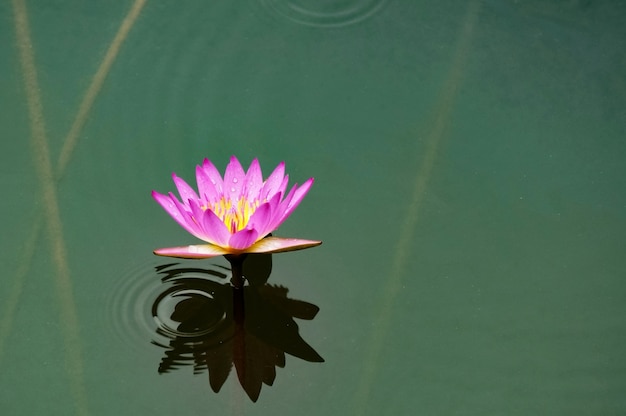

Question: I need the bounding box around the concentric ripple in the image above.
[103,258,232,353]
[152,287,226,339]
[256,0,388,27]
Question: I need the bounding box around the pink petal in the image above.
[196,165,218,204]
[188,197,205,219]
[271,178,314,231]
[266,182,297,231]
[266,193,287,233]
[152,190,180,220]
[172,174,199,204]
[200,159,224,196]
[245,237,322,254]
[154,244,229,259]
[199,208,231,246]
[243,158,263,201]
[276,174,290,198]
[255,192,282,235]
[282,178,314,219]
[152,191,202,238]
[229,228,259,250]
[186,201,228,246]
[153,157,318,259]
[245,202,272,236]
[267,190,283,208]
[170,194,204,233]
[224,155,245,197]
[260,161,285,201]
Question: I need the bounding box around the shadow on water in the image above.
[150,254,324,402]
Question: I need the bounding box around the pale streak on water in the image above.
[11,0,88,413]
[57,0,147,182]
[352,1,482,412]
[4,1,147,414]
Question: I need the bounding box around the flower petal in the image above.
[281,178,314,221]
[185,200,228,246]
[254,192,281,234]
[169,193,205,238]
[152,190,180,220]
[266,182,297,231]
[243,158,263,201]
[154,244,230,259]
[199,208,231,246]
[196,165,218,203]
[154,157,319,259]
[199,158,224,198]
[172,174,199,204]
[224,155,245,197]
[276,174,290,198]
[245,237,322,253]
[152,191,202,238]
[229,228,259,250]
[245,202,272,237]
[260,161,285,201]
[271,178,315,231]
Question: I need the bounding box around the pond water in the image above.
[2,0,625,414]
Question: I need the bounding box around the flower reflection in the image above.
[151,255,323,402]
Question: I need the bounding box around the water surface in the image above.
[2,0,625,414]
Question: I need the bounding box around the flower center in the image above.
[202,196,260,233]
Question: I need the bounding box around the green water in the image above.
[2,0,625,414]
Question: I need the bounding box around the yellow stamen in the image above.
[202,196,260,233]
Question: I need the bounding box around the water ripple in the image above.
[256,0,388,27]
[103,259,230,353]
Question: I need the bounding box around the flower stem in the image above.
[225,254,247,289]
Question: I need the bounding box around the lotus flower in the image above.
[152,156,321,259]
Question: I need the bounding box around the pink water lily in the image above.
[152,156,321,259]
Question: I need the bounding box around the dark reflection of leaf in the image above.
[151,254,323,402]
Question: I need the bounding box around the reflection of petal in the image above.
[205,336,234,392]
[243,253,273,286]
[234,330,285,402]
[245,285,324,364]
[152,260,323,402]
[258,285,319,320]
